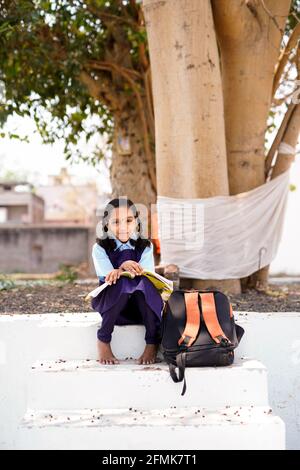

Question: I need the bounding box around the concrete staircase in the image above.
[15,312,285,450]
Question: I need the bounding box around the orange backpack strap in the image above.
[178,292,201,347]
[199,292,230,344]
[229,302,233,318]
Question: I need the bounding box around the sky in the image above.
[0,115,111,193]
[0,114,299,276]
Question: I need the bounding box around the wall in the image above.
[0,311,299,449]
[236,311,300,450]
[0,192,44,223]
[0,225,91,273]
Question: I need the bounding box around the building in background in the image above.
[0,168,111,276]
[36,167,98,225]
[0,181,44,224]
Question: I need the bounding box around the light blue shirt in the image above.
[92,234,155,281]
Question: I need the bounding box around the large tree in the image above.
[1,0,299,291]
[0,0,156,208]
[143,0,300,293]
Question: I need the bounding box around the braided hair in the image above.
[96,198,151,253]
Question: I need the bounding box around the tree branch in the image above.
[259,0,285,35]
[85,60,157,193]
[84,1,139,29]
[265,101,296,177]
[270,104,300,179]
[273,21,300,97]
[87,60,142,80]
[79,69,119,111]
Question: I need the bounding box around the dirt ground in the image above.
[0,279,300,314]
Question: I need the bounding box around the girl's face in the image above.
[107,206,137,242]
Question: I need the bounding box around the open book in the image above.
[85,270,173,302]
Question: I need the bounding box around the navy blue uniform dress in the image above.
[91,243,164,344]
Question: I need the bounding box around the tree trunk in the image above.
[212,0,291,192]
[111,112,156,208]
[247,104,300,290]
[211,0,292,291]
[143,0,241,294]
[80,70,157,244]
[271,105,300,179]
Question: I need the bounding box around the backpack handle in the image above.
[168,352,187,396]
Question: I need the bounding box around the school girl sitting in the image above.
[91,197,164,365]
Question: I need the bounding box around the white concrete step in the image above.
[16,405,285,450]
[27,357,269,410]
[35,312,247,361]
[37,312,163,360]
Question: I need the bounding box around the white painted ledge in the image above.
[16,405,285,450]
[27,357,269,410]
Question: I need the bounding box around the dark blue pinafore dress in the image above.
[91,245,164,323]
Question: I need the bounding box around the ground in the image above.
[0,279,300,314]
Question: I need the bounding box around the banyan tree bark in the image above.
[247,103,300,290]
[212,0,293,291]
[143,0,298,293]
[143,0,241,294]
[212,0,292,193]
[271,105,300,179]
[79,5,158,214]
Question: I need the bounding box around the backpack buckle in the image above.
[178,334,195,347]
[216,336,231,347]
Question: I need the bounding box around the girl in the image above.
[91,197,164,366]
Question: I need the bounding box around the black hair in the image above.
[96,197,151,253]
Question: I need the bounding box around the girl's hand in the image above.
[119,260,144,276]
[105,268,123,285]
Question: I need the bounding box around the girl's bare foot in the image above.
[137,344,159,365]
[97,340,120,365]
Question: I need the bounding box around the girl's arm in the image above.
[138,241,155,272]
[92,243,115,281]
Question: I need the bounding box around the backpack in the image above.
[160,288,245,395]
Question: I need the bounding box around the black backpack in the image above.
[160,288,245,395]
